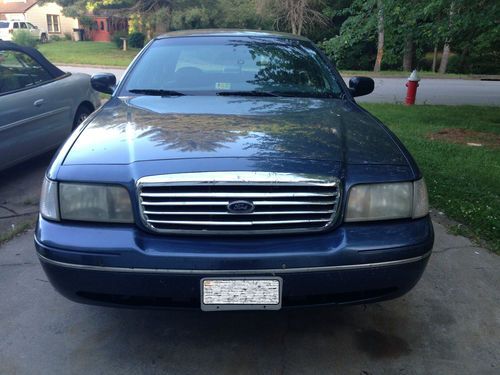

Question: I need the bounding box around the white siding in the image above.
[24,2,78,36]
[4,13,25,21]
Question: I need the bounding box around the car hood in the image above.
[64,96,407,166]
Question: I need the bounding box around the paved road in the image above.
[59,65,500,106]
[0,160,499,374]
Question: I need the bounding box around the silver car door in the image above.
[0,49,71,170]
[19,51,74,143]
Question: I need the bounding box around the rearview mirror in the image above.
[349,76,375,97]
[91,73,116,95]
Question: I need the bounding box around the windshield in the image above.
[122,36,342,98]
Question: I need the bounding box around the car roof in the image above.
[156,29,311,42]
[0,41,64,78]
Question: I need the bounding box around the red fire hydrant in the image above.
[405,70,420,105]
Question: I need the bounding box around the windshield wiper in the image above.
[129,89,186,96]
[216,90,279,97]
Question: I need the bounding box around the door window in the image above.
[13,22,19,29]
[0,50,52,94]
[20,22,27,29]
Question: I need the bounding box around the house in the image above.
[0,0,78,37]
[86,15,128,42]
[0,1,128,41]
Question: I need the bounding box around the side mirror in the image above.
[349,76,374,97]
[91,73,116,95]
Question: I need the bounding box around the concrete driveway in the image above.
[0,161,499,374]
[59,65,500,106]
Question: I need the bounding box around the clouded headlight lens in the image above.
[40,178,59,221]
[345,179,428,222]
[59,183,133,223]
[412,178,429,219]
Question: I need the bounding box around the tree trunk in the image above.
[373,0,384,72]
[296,0,304,35]
[438,2,454,74]
[431,45,438,72]
[402,33,414,71]
[438,42,450,74]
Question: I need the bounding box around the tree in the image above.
[373,0,384,72]
[321,0,379,69]
[48,0,173,37]
[258,0,327,35]
[437,1,454,74]
[50,0,499,74]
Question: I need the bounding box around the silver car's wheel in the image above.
[77,112,88,124]
[73,105,93,129]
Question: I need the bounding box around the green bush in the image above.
[128,32,145,48]
[320,38,375,70]
[446,55,462,74]
[50,34,62,42]
[112,31,128,48]
[12,30,38,48]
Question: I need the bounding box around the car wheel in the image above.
[40,34,48,43]
[73,105,93,129]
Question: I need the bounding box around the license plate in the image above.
[201,277,282,311]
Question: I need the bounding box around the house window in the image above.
[46,15,60,33]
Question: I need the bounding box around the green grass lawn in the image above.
[38,41,139,67]
[363,104,500,252]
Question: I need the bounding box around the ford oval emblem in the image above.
[227,200,255,214]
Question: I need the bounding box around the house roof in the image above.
[0,0,38,14]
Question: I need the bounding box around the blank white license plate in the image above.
[201,277,282,311]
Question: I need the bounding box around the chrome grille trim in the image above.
[143,210,336,215]
[148,219,332,226]
[140,192,337,198]
[141,200,338,206]
[137,172,341,235]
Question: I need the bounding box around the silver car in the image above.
[0,41,100,170]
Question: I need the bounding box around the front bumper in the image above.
[35,216,434,308]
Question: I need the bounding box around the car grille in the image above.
[137,172,341,235]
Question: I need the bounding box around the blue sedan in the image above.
[35,30,433,310]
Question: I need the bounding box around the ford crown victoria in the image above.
[36,30,433,310]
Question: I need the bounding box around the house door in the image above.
[93,17,111,42]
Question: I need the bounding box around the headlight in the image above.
[412,178,429,219]
[40,178,60,221]
[345,179,428,222]
[59,182,133,223]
